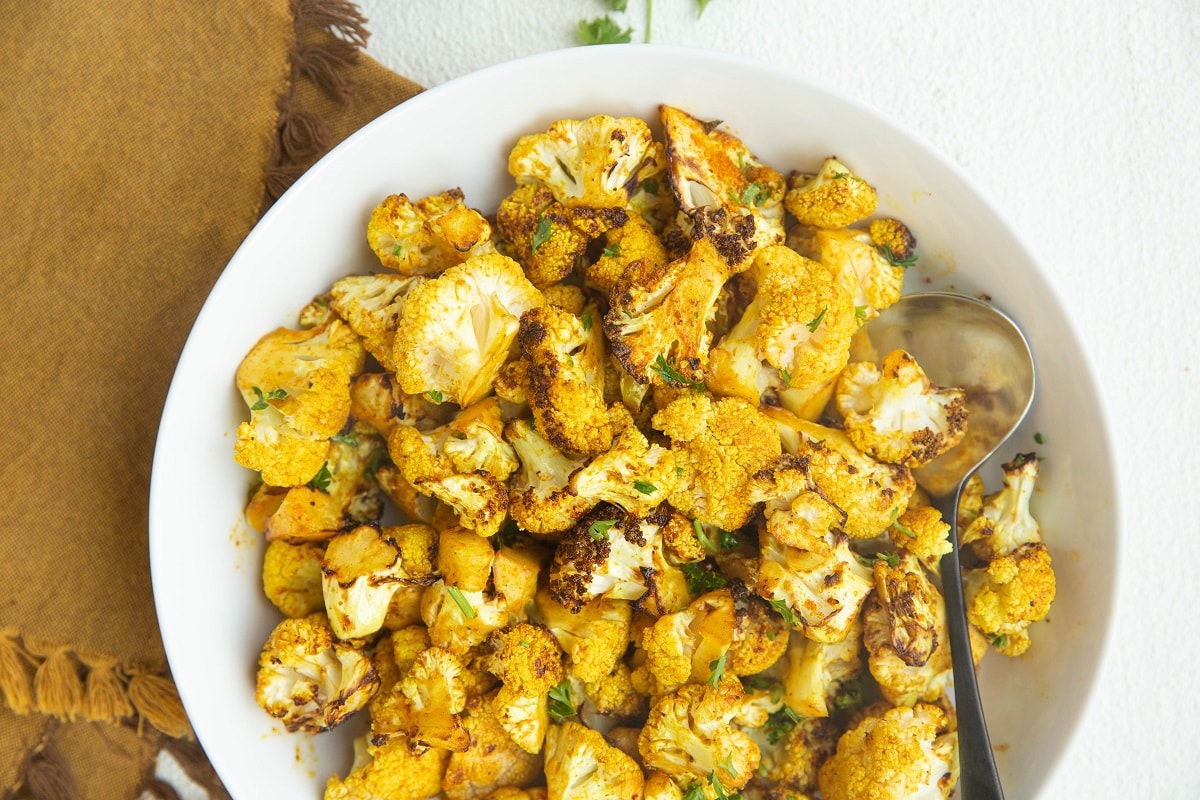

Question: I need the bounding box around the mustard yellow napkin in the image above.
[0,1,419,796]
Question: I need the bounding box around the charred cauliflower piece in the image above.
[255,613,378,733]
[789,220,914,323]
[782,612,865,719]
[586,213,670,293]
[371,646,470,752]
[348,371,454,438]
[486,623,564,753]
[325,735,450,800]
[367,188,495,276]
[534,589,631,684]
[886,505,953,576]
[504,418,591,535]
[265,435,386,543]
[661,105,785,271]
[639,588,737,694]
[784,157,877,230]
[391,252,544,407]
[421,579,510,656]
[544,720,646,800]
[836,350,968,468]
[549,505,667,613]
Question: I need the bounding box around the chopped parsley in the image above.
[764,705,802,744]
[640,178,660,195]
[577,15,632,45]
[708,769,734,800]
[854,305,869,327]
[392,243,403,256]
[495,517,520,547]
[878,245,918,269]
[531,214,553,250]
[581,309,593,331]
[991,634,1009,649]
[588,519,617,541]
[1034,431,1046,444]
[833,676,866,710]
[806,307,828,333]
[547,680,576,723]
[737,182,767,206]
[856,551,900,568]
[707,652,728,687]
[305,462,332,493]
[650,353,706,390]
[696,0,713,14]
[602,243,621,259]
[717,528,739,550]
[830,171,850,179]
[682,787,706,800]
[692,519,717,553]
[330,432,358,446]
[427,390,444,403]
[446,586,475,619]
[717,753,739,779]
[779,368,791,388]
[890,507,916,539]
[633,480,657,495]
[249,386,287,411]
[681,562,727,594]
[768,598,800,627]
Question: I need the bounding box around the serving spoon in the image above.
[866,292,1036,800]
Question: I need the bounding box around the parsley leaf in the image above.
[427,390,444,404]
[768,598,800,627]
[717,753,739,779]
[588,519,617,541]
[707,652,728,687]
[532,214,553,250]
[692,519,717,553]
[857,551,900,568]
[250,386,287,411]
[854,305,869,327]
[640,178,659,195]
[633,480,657,495]
[682,787,706,800]
[605,0,628,9]
[306,462,332,493]
[1034,431,1046,444]
[446,586,475,619]
[581,310,593,331]
[602,243,621,258]
[737,182,766,206]
[878,245,918,268]
[991,633,1009,649]
[764,705,802,744]
[708,769,734,800]
[779,368,791,388]
[717,528,739,550]
[833,676,865,710]
[330,432,358,447]
[650,353,706,390]
[806,307,828,333]
[578,15,632,45]
[890,507,916,539]
[496,517,520,548]
[681,562,727,594]
[547,680,576,723]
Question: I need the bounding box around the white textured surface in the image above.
[359,1,1200,796]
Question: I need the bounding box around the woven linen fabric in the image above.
[0,1,420,796]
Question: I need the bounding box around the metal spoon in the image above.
[866,291,1036,800]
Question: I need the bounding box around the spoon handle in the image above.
[933,489,1006,800]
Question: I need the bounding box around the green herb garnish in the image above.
[531,214,553,250]
[991,634,1009,649]
[250,386,287,411]
[854,305,869,327]
[878,245,918,269]
[779,368,791,388]
[764,705,802,744]
[806,307,828,333]
[768,598,799,627]
[578,15,632,45]
[1034,431,1046,444]
[717,529,739,551]
[682,787,706,800]
[890,507,916,539]
[447,586,475,619]
[581,310,593,331]
[427,390,443,404]
[633,480,657,495]
[692,519,717,553]
[330,432,358,447]
[306,462,332,493]
[641,178,659,195]
[717,753,739,779]
[833,677,865,710]
[547,680,576,723]
[602,243,621,259]
[738,182,766,206]
[681,562,727,594]
[707,652,728,687]
[650,353,706,390]
[588,519,617,541]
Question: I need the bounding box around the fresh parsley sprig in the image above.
[306,462,332,493]
[547,680,577,723]
[250,386,287,411]
[650,353,706,390]
[578,15,632,45]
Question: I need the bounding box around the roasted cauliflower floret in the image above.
[262,539,325,618]
[782,614,864,718]
[653,393,782,531]
[637,679,761,794]
[485,623,564,753]
[321,524,435,640]
[349,371,454,437]
[444,694,544,800]
[640,589,737,694]
[324,735,450,800]
[371,646,470,752]
[604,236,729,388]
[783,158,877,230]
[728,594,791,676]
[544,720,646,800]
[753,714,842,798]
[421,580,510,656]
[391,252,544,407]
[817,703,957,800]
[887,506,952,575]
[329,273,426,371]
[549,506,666,612]
[265,435,386,543]
[789,221,912,322]
[586,213,670,293]
[534,589,631,683]
[869,218,918,264]
[964,541,1056,657]
[254,613,378,733]
[504,418,590,535]
[959,453,1043,563]
[764,408,915,539]
[661,104,785,270]
[367,188,495,276]
[518,304,613,457]
[508,114,664,209]
[836,350,968,468]
[234,320,366,486]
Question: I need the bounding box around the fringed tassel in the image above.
[0,626,36,714]
[128,671,193,739]
[293,0,369,48]
[23,750,79,800]
[26,641,83,722]
[80,654,134,723]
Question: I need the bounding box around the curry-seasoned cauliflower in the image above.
[782,614,865,718]
[234,320,366,486]
[817,703,957,800]
[265,435,386,543]
[544,719,645,800]
[329,273,426,371]
[707,245,855,403]
[586,213,670,293]
[763,408,915,539]
[518,304,612,457]
[508,114,664,209]
[653,392,782,531]
[638,678,761,795]
[887,506,952,575]
[729,593,791,676]
[325,735,450,800]
[421,579,510,656]
[391,252,544,407]
[321,524,436,640]
[548,505,667,612]
[751,714,842,799]
[371,646,471,752]
[504,418,590,535]
[783,158,878,230]
[349,371,454,437]
[660,104,785,271]
[959,453,1043,563]
[262,539,325,618]
[255,613,378,733]
[486,623,564,753]
[836,350,968,468]
[534,589,631,683]
[604,236,730,388]
[640,588,737,694]
[444,693,544,800]
[367,188,495,276]
[789,219,914,323]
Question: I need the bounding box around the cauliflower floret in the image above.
[817,703,957,800]
[367,188,495,276]
[324,735,449,800]
[549,505,667,612]
[783,158,878,230]
[579,662,648,727]
[492,542,547,617]
[534,589,631,683]
[330,273,426,371]
[443,693,544,800]
[234,320,366,486]
[544,720,646,800]
[660,104,785,271]
[421,580,510,656]
[782,613,864,718]
[254,613,378,733]
[750,714,841,798]
[261,539,325,618]
[603,236,730,388]
[322,525,434,640]
[485,623,564,753]
[349,371,455,438]
[748,454,847,554]
[641,589,737,694]
[836,350,968,468]
[653,393,782,532]
[757,530,874,645]
[265,435,386,543]
[504,418,590,535]
[959,453,1043,563]
[887,506,952,575]
[495,183,628,288]
[371,646,471,752]
[483,790,547,800]
[964,542,1056,657]
[637,679,761,794]
[391,252,544,407]
[441,397,521,479]
[518,304,612,457]
[586,213,669,293]
[763,408,916,539]
[508,114,664,208]
[728,594,791,676]
[869,218,918,265]
[789,222,911,322]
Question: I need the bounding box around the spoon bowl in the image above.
[867,291,1036,800]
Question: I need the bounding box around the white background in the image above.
[359,1,1199,797]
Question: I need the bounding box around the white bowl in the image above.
[149,44,1119,799]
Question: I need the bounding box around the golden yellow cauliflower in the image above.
[544,720,646,800]
[325,735,449,800]
[367,188,494,276]
[784,157,878,229]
